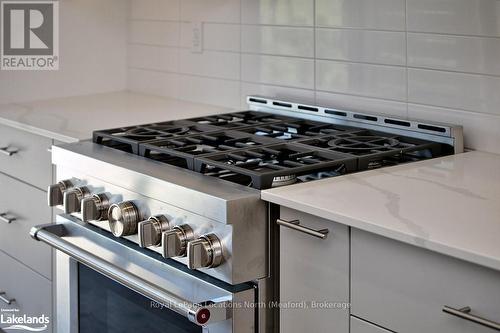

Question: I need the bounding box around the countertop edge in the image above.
[0,117,80,143]
[261,191,500,272]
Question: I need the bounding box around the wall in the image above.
[126,0,500,154]
[0,0,128,104]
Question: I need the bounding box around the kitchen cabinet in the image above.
[350,317,392,333]
[351,229,500,333]
[278,207,350,333]
[0,124,54,332]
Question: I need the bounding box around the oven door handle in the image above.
[30,223,230,326]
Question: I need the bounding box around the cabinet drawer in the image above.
[0,173,52,279]
[0,123,52,190]
[352,229,500,333]
[351,317,392,333]
[279,207,349,333]
[0,250,52,332]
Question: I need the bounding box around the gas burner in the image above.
[93,120,218,154]
[139,131,276,169]
[240,120,355,140]
[272,175,297,187]
[188,111,291,129]
[194,143,357,189]
[327,136,401,153]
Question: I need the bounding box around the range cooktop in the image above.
[93,97,459,189]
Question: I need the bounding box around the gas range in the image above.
[30,96,463,333]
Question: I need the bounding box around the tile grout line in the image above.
[405,0,410,119]
[313,0,317,104]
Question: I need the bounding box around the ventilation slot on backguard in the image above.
[353,114,378,122]
[325,110,347,117]
[272,102,292,108]
[384,119,411,127]
[418,124,446,133]
[298,105,319,112]
[248,97,267,104]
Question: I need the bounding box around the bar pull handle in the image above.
[443,305,500,331]
[0,213,17,224]
[0,146,19,156]
[277,219,329,239]
[0,291,15,305]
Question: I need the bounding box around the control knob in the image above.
[138,215,170,248]
[48,179,77,207]
[81,193,111,222]
[108,201,141,237]
[161,225,194,258]
[63,186,91,214]
[187,234,223,269]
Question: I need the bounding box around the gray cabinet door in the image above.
[351,229,500,333]
[279,207,349,333]
[0,172,52,279]
[0,250,52,332]
[0,123,52,190]
[351,317,392,333]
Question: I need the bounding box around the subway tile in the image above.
[128,45,179,72]
[128,69,179,99]
[408,68,500,115]
[408,33,500,75]
[241,0,314,26]
[180,23,240,52]
[178,75,240,109]
[129,21,179,46]
[241,54,315,89]
[407,0,500,37]
[408,103,500,154]
[130,0,179,21]
[316,28,405,65]
[316,91,407,117]
[179,49,240,80]
[242,25,314,57]
[316,60,407,101]
[180,0,240,24]
[316,0,405,30]
[240,83,315,108]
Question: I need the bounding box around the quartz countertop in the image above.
[0,91,230,143]
[262,151,500,271]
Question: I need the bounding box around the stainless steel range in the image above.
[30,96,463,333]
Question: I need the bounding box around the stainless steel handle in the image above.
[0,291,15,305]
[443,306,500,331]
[31,224,229,326]
[0,213,16,224]
[277,219,329,239]
[0,146,18,156]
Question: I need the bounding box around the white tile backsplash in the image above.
[242,25,314,58]
[316,0,406,30]
[316,29,406,65]
[241,0,314,26]
[126,0,500,154]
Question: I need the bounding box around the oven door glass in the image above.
[78,263,202,333]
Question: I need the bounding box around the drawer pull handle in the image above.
[0,213,17,224]
[277,219,329,239]
[0,291,15,305]
[0,146,19,156]
[443,306,500,331]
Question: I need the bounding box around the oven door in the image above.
[31,215,256,333]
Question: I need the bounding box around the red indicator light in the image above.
[196,308,211,325]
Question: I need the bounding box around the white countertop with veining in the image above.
[262,151,500,271]
[0,91,230,143]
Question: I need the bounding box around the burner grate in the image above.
[297,130,444,170]
[187,111,292,129]
[93,120,218,154]
[139,130,276,169]
[194,143,358,189]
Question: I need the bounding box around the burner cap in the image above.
[272,175,297,187]
[328,136,400,152]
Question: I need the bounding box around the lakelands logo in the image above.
[1,309,49,332]
[1,0,59,70]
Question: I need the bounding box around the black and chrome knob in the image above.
[63,186,91,214]
[108,201,140,237]
[81,193,110,222]
[48,179,76,207]
[187,234,223,269]
[161,225,194,258]
[138,215,170,248]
